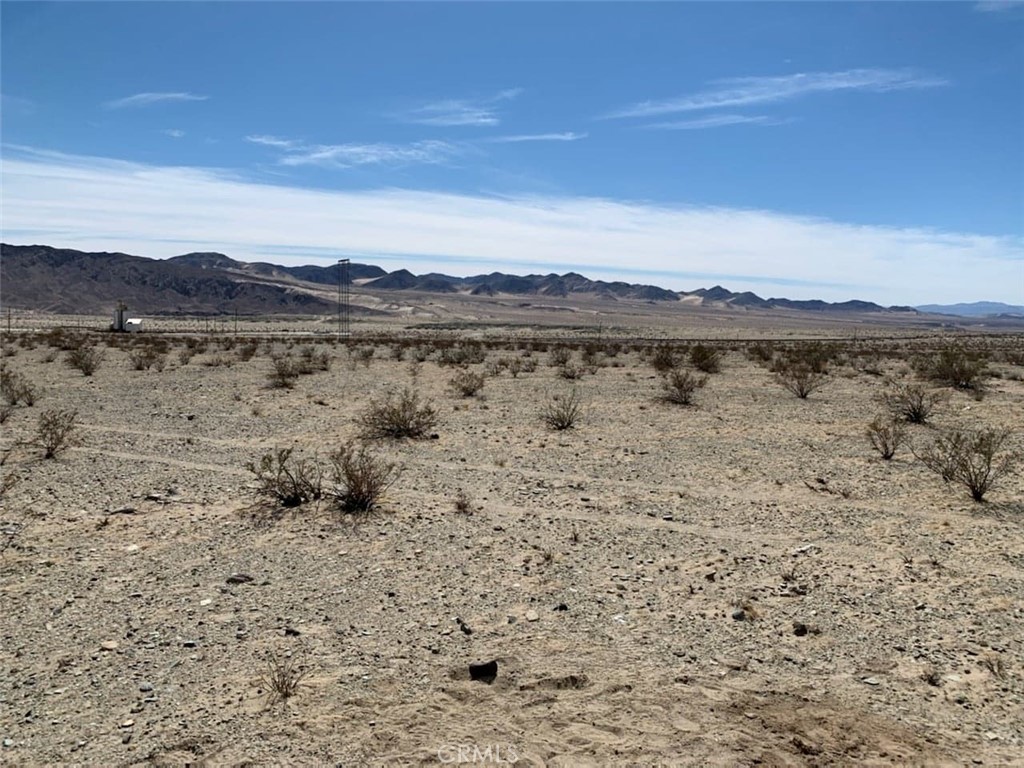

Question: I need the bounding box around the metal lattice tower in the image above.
[337,258,351,337]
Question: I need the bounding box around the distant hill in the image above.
[0,242,976,318]
[915,301,1024,317]
[0,244,370,315]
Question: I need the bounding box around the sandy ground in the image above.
[1,323,1022,767]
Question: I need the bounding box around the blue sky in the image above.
[2,1,1022,305]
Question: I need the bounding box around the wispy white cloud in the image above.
[104,92,208,109]
[162,129,185,139]
[486,131,588,143]
[974,1,1023,12]
[2,147,1020,305]
[279,140,458,168]
[247,135,458,168]
[603,69,947,120]
[246,135,302,149]
[644,114,786,130]
[1,93,35,116]
[398,88,523,127]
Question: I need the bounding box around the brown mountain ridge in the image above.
[1,243,918,316]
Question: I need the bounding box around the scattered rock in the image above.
[731,609,747,621]
[226,573,254,585]
[138,682,153,692]
[284,626,301,637]
[525,610,539,622]
[182,640,198,648]
[100,641,119,651]
[553,603,569,611]
[862,676,881,686]
[109,506,136,515]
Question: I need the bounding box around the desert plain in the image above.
[1,299,1023,767]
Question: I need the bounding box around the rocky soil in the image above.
[1,326,1022,766]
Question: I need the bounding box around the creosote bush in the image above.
[246,447,323,508]
[689,344,722,374]
[649,344,679,374]
[327,445,400,513]
[358,387,438,439]
[914,428,1018,502]
[128,343,166,371]
[915,344,988,396]
[775,362,828,399]
[448,370,486,397]
[37,408,82,459]
[881,380,947,424]
[268,356,300,389]
[547,347,572,368]
[1,365,37,406]
[66,343,104,376]
[542,387,584,430]
[866,415,906,460]
[660,368,707,406]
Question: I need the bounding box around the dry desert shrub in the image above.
[547,347,571,368]
[881,380,947,424]
[246,448,323,508]
[298,345,331,373]
[775,361,828,399]
[453,488,473,514]
[915,344,988,396]
[660,368,707,406]
[648,344,680,373]
[914,427,1018,502]
[449,370,486,397]
[351,346,375,368]
[689,344,722,374]
[866,415,907,460]
[327,445,400,513]
[128,343,166,371]
[558,363,585,380]
[236,340,260,361]
[260,655,308,705]
[268,356,300,389]
[437,344,486,367]
[542,387,584,430]
[358,387,438,439]
[745,341,776,365]
[1,365,37,407]
[65,342,103,376]
[36,408,82,459]
[1,448,19,500]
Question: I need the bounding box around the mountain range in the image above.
[0,243,1010,318]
